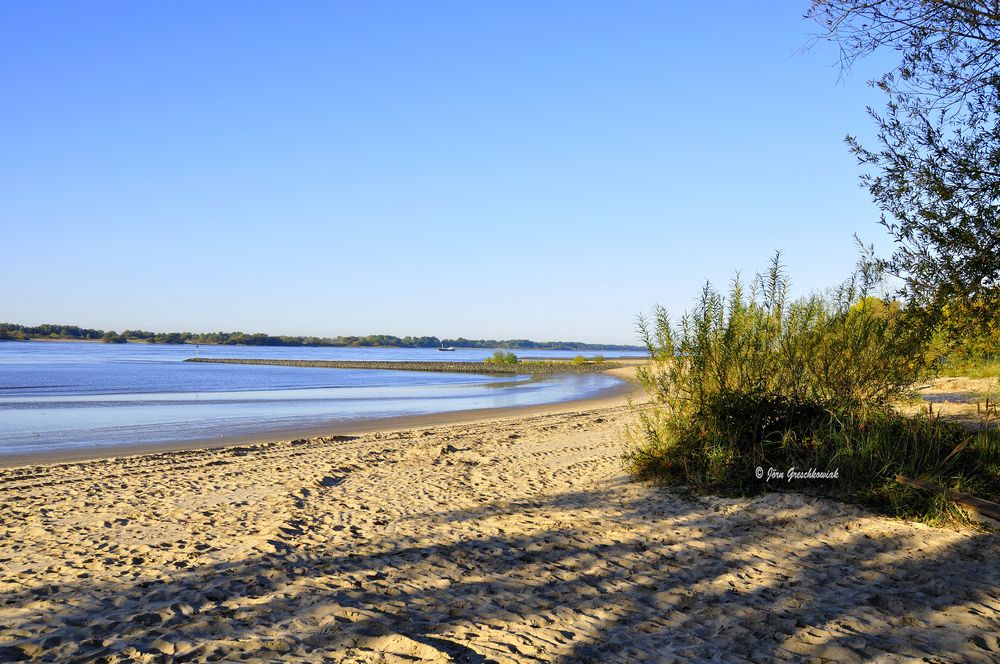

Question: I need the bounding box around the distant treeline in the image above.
[0,323,643,351]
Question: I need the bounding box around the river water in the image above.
[0,341,643,459]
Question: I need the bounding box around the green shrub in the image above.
[571,354,606,366]
[625,254,1000,523]
[634,255,926,417]
[484,350,519,365]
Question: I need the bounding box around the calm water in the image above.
[0,342,642,458]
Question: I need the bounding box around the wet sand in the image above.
[1,371,998,662]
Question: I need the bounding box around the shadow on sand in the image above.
[2,481,999,663]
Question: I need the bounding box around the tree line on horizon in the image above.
[0,323,643,351]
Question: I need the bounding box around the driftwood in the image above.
[896,474,1000,523]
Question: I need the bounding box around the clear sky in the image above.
[1,2,897,345]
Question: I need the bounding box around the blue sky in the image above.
[1,2,896,344]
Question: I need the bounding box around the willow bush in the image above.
[484,350,519,365]
[627,255,1000,522]
[635,255,924,415]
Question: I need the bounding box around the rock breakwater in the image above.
[183,358,621,375]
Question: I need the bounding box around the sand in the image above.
[1,380,999,662]
[900,376,1000,430]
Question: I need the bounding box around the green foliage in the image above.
[571,354,607,366]
[623,255,1000,523]
[809,2,1000,336]
[484,350,519,366]
[937,356,1000,380]
[926,296,1000,371]
[1,323,104,340]
[634,255,926,416]
[0,324,28,340]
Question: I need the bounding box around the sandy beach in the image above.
[1,379,999,662]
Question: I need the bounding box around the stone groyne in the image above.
[183,357,621,375]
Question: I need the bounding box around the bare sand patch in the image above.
[901,376,1000,429]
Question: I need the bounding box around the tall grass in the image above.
[627,254,1000,524]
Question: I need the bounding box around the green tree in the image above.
[101,331,126,344]
[808,1,1000,335]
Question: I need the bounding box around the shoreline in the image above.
[0,365,643,469]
